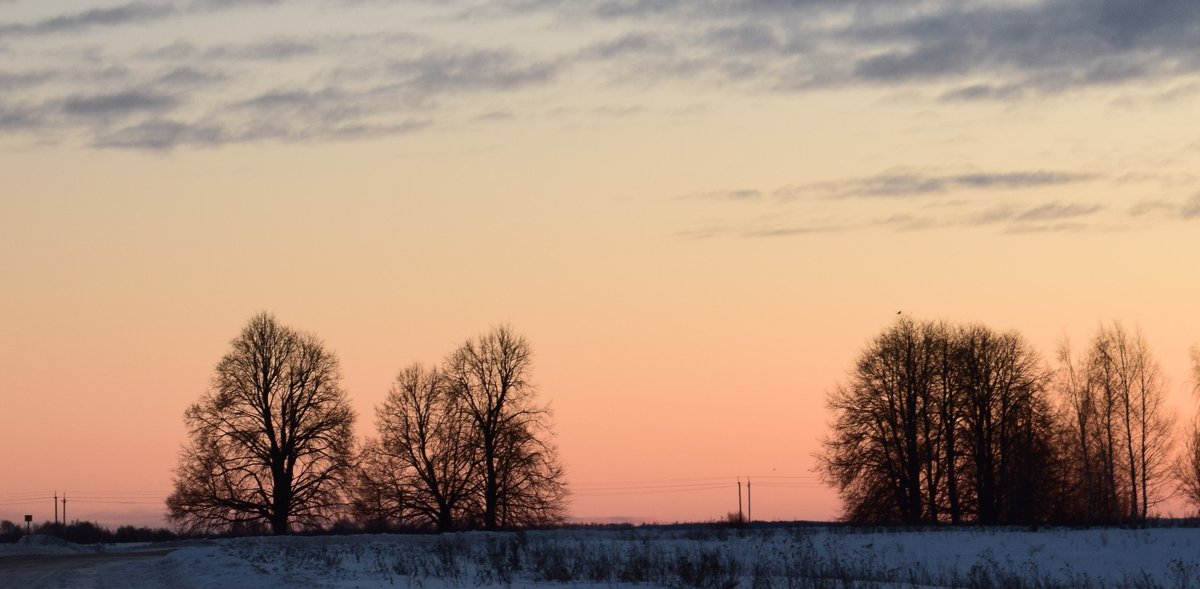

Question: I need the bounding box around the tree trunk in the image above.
[438,504,454,532]
[271,461,292,534]
[483,442,498,530]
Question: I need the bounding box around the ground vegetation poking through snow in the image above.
[6,526,1200,588]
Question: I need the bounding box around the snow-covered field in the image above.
[4,526,1200,588]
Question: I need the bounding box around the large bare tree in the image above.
[954,324,1053,524]
[166,313,355,534]
[819,318,943,524]
[444,325,567,529]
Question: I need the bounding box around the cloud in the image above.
[839,0,1200,87]
[61,90,177,118]
[92,115,431,150]
[1004,222,1090,234]
[188,0,289,9]
[678,219,859,239]
[1127,194,1200,220]
[1128,200,1178,217]
[940,83,1025,102]
[1,25,557,150]
[0,0,298,39]
[386,49,559,96]
[577,32,669,61]
[9,0,1200,100]
[775,170,1099,200]
[480,0,1200,98]
[6,0,1200,151]
[679,189,764,201]
[676,171,1118,238]
[93,118,225,150]
[155,66,228,88]
[0,2,178,37]
[204,39,321,61]
[1014,202,1103,222]
[0,70,56,91]
[473,110,514,122]
[0,104,48,131]
[743,223,859,237]
[967,205,1018,226]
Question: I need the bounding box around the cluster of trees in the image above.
[351,328,566,532]
[819,318,1195,526]
[166,313,565,535]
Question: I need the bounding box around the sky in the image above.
[1,0,1199,527]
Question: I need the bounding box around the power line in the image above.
[574,484,730,497]
[573,476,732,488]
[67,501,164,506]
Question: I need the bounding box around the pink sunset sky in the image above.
[2,0,1200,527]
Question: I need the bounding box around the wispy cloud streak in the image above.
[0,2,177,37]
[772,171,1099,200]
[678,168,1123,238]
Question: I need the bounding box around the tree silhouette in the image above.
[819,318,943,524]
[166,313,355,534]
[954,324,1054,525]
[444,325,567,529]
[819,318,1058,525]
[373,364,479,531]
[1177,346,1200,512]
[1058,323,1174,525]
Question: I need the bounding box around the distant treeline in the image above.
[0,520,178,544]
[819,318,1200,526]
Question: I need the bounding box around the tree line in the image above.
[165,313,566,535]
[0,520,178,544]
[819,317,1200,526]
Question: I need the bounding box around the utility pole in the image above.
[747,478,752,524]
[737,478,743,523]
[54,492,58,525]
[62,493,67,525]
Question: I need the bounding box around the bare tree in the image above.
[1175,346,1200,511]
[373,364,478,531]
[491,416,569,527]
[819,317,943,524]
[954,324,1052,525]
[1060,323,1175,525]
[444,325,567,529]
[1056,338,1103,523]
[1129,331,1175,521]
[933,331,964,524]
[166,313,355,534]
